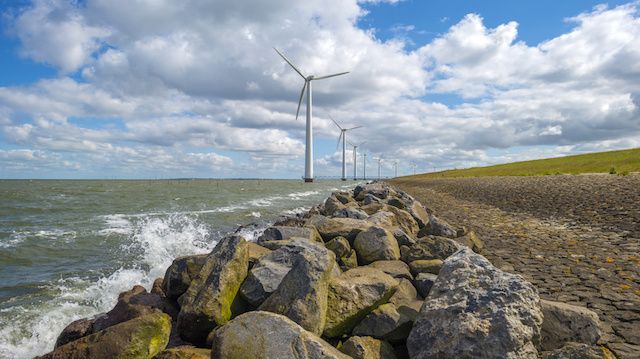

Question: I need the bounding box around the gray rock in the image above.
[352,301,422,342]
[421,214,457,238]
[385,206,420,237]
[258,238,336,335]
[360,202,386,215]
[540,299,602,351]
[210,311,349,359]
[340,336,397,359]
[162,254,208,300]
[367,260,413,280]
[363,193,383,204]
[405,200,430,229]
[239,244,297,307]
[386,197,406,210]
[257,226,322,244]
[333,207,370,220]
[393,229,416,247]
[177,235,249,345]
[367,211,397,229]
[323,195,346,216]
[400,236,462,263]
[413,273,437,298]
[247,242,271,268]
[325,236,351,258]
[334,191,355,205]
[541,342,613,359]
[353,226,400,265]
[389,278,422,305]
[324,267,398,337]
[307,215,371,241]
[407,248,543,359]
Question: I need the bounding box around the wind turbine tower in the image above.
[393,160,398,178]
[411,162,417,175]
[348,141,365,180]
[375,157,383,179]
[330,116,361,181]
[363,153,367,180]
[274,48,349,182]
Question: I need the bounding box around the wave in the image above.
[1,230,77,248]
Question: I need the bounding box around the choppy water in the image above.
[0,179,354,358]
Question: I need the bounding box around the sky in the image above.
[0,0,639,179]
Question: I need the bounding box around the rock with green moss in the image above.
[340,336,397,359]
[367,260,413,281]
[325,236,351,258]
[340,249,359,270]
[352,301,422,342]
[408,259,443,276]
[385,206,420,237]
[154,346,210,359]
[324,267,398,337]
[258,238,336,335]
[353,226,400,265]
[400,236,462,263]
[176,235,249,344]
[307,215,371,241]
[211,311,350,359]
[257,226,323,244]
[39,312,171,359]
[162,254,208,300]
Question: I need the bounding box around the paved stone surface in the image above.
[391,175,640,359]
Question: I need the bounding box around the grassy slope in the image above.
[408,148,640,178]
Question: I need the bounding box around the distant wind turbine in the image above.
[393,160,398,178]
[274,48,349,182]
[348,141,366,180]
[374,156,383,179]
[363,153,367,180]
[411,162,417,175]
[330,115,362,181]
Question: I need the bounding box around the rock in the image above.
[151,277,165,297]
[39,313,171,359]
[55,317,97,348]
[352,301,422,342]
[340,336,397,359]
[454,229,484,253]
[210,311,349,359]
[162,254,208,300]
[353,184,366,199]
[407,248,543,359]
[367,211,397,230]
[393,229,416,247]
[324,267,398,337]
[333,207,369,220]
[341,249,359,269]
[334,191,355,204]
[155,346,211,359]
[386,198,406,210]
[364,193,384,204]
[177,235,249,344]
[540,299,602,351]
[541,342,613,359]
[405,201,430,229]
[360,202,386,215]
[413,273,437,298]
[323,195,347,215]
[325,236,351,258]
[367,260,413,281]
[421,214,457,238]
[258,238,336,335]
[308,215,371,241]
[400,236,462,263]
[389,278,421,305]
[239,244,297,308]
[93,285,178,333]
[353,226,400,265]
[385,206,420,237]
[257,226,323,244]
[247,242,271,268]
[408,259,443,276]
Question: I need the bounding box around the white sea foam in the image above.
[1,229,77,248]
[98,214,132,236]
[287,190,320,200]
[0,213,216,359]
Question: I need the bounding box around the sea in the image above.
[0,179,356,358]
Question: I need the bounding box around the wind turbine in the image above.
[330,116,362,181]
[374,156,383,179]
[411,162,417,175]
[363,153,367,180]
[393,160,398,178]
[348,141,366,180]
[274,48,349,182]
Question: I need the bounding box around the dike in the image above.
[40,182,615,359]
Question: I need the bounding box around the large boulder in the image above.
[323,195,347,216]
[307,215,371,241]
[340,336,397,359]
[257,226,323,244]
[39,313,171,359]
[239,243,297,307]
[400,236,462,263]
[353,226,400,265]
[367,260,413,281]
[324,267,398,337]
[405,200,430,229]
[352,301,422,342]
[367,211,397,230]
[247,242,271,268]
[162,254,208,300]
[258,239,337,335]
[210,311,349,359]
[539,299,602,351]
[407,248,543,359]
[333,207,369,220]
[420,214,457,238]
[55,317,97,348]
[325,236,351,259]
[385,206,420,237]
[177,235,249,344]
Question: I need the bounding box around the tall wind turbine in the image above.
[374,156,383,179]
[411,162,417,175]
[363,153,367,180]
[393,160,398,178]
[348,141,366,180]
[274,48,349,182]
[330,116,361,181]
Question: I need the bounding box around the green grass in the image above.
[408,148,640,178]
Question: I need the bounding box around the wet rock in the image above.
[413,273,437,298]
[324,267,398,337]
[408,259,443,276]
[540,299,602,351]
[162,254,208,300]
[400,236,462,263]
[325,236,351,258]
[353,226,400,265]
[541,342,613,359]
[367,260,413,281]
[257,225,323,244]
[155,346,211,359]
[177,235,249,344]
[258,238,336,335]
[308,215,371,241]
[333,207,370,219]
[55,317,97,348]
[40,313,171,359]
[210,311,349,359]
[407,248,543,359]
[151,277,165,297]
[340,336,397,359]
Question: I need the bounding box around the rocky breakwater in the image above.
[41,182,615,359]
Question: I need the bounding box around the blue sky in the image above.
[1,0,639,179]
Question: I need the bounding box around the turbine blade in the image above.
[336,132,343,150]
[274,48,306,79]
[346,125,363,131]
[314,71,349,80]
[359,141,366,146]
[328,115,343,130]
[295,82,307,121]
